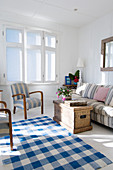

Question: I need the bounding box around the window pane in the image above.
[27,32,41,46]
[45,51,55,81]
[26,49,41,82]
[6,29,22,43]
[45,34,56,48]
[6,47,22,81]
[105,42,113,67]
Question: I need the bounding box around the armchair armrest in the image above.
[29,91,43,114]
[0,101,7,108]
[29,91,43,101]
[12,93,25,98]
[29,91,43,95]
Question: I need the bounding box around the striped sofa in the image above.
[74,83,113,129]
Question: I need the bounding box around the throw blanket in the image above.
[1,116,112,169]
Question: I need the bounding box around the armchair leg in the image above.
[23,97,27,119]
[24,108,27,119]
[10,130,13,151]
[8,109,13,151]
[41,93,43,114]
[41,104,43,114]
[13,106,16,114]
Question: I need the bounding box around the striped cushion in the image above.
[0,113,9,137]
[105,86,113,105]
[14,97,41,110]
[11,83,30,102]
[82,83,100,99]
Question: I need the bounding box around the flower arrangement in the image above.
[69,70,79,84]
[56,87,71,101]
[74,76,79,83]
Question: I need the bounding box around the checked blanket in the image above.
[0,116,112,170]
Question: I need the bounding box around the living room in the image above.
[0,0,113,169]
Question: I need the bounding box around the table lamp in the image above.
[76,58,84,83]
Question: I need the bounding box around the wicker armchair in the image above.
[0,101,13,150]
[11,82,43,119]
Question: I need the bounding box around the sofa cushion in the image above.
[83,98,113,117]
[76,83,87,96]
[109,97,113,106]
[82,83,100,99]
[93,87,109,102]
[105,86,113,105]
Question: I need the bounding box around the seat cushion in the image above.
[14,97,41,110]
[85,99,113,117]
[71,95,113,117]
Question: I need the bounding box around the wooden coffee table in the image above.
[53,100,93,134]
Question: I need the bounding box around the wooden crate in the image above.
[53,100,93,134]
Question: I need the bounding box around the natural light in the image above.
[77,134,113,148]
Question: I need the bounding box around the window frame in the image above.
[4,25,59,84]
[25,29,43,83]
[44,31,58,83]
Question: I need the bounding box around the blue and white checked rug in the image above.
[0,116,112,170]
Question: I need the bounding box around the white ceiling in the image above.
[0,0,113,27]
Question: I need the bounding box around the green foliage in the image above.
[75,70,79,79]
[69,73,75,80]
[69,70,79,80]
[56,87,71,97]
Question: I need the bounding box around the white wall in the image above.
[78,11,113,85]
[0,12,78,110]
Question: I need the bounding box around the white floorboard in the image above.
[0,103,113,169]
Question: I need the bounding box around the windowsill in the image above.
[0,82,59,86]
[28,82,59,86]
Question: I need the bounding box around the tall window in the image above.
[45,33,56,82]
[25,31,42,82]
[6,28,23,81]
[5,27,58,83]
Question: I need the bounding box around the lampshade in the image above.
[76,58,84,68]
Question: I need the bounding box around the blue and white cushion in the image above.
[14,97,41,110]
[11,83,30,102]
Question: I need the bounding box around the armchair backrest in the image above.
[11,83,30,102]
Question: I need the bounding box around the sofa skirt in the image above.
[91,111,113,129]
